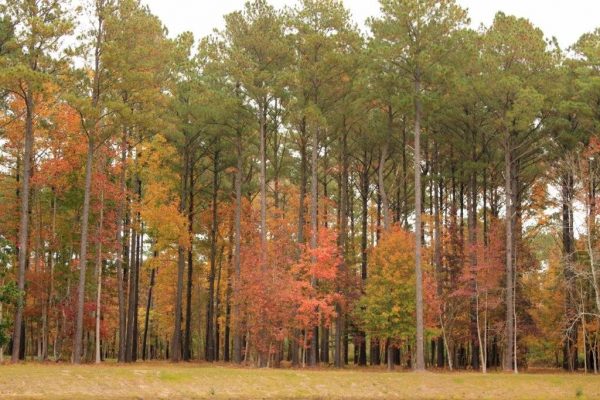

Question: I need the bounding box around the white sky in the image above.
[142,0,600,49]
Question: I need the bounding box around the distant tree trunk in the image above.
[387,341,395,371]
[562,171,578,371]
[294,127,308,367]
[402,120,409,229]
[132,210,142,361]
[125,169,141,363]
[259,101,268,255]
[359,149,370,367]
[184,168,195,361]
[379,143,390,232]
[12,93,34,363]
[172,148,189,362]
[116,133,128,362]
[73,137,95,364]
[504,133,515,372]
[224,209,235,363]
[95,190,105,363]
[468,169,479,371]
[214,245,224,361]
[414,72,425,371]
[309,122,319,367]
[433,143,445,369]
[142,265,156,361]
[232,131,243,364]
[206,149,220,362]
[335,128,349,369]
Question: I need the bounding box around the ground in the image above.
[0,362,598,399]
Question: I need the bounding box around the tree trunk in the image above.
[116,134,128,362]
[468,170,479,370]
[73,138,95,364]
[504,133,515,372]
[125,170,141,363]
[172,149,189,362]
[206,150,220,362]
[309,121,319,367]
[387,341,395,371]
[334,125,350,369]
[414,73,425,371]
[142,265,156,361]
[184,167,195,361]
[259,102,267,255]
[12,94,34,363]
[232,132,243,364]
[359,150,370,367]
[95,190,105,363]
[562,171,578,371]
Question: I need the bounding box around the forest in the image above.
[0,0,600,376]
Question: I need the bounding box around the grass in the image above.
[0,362,599,399]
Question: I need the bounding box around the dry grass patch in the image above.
[0,362,598,399]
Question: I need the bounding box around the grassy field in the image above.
[0,362,598,399]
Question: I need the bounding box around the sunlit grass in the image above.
[0,362,598,399]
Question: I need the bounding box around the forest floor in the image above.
[0,362,598,399]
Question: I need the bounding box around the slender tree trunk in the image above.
[433,144,445,369]
[184,168,195,361]
[224,212,234,363]
[294,131,308,367]
[562,171,578,371]
[259,102,267,255]
[214,245,224,362]
[414,73,425,371]
[142,265,156,361]
[468,169,479,370]
[172,149,189,362]
[125,169,140,363]
[12,94,34,363]
[206,150,220,362]
[504,133,515,372]
[116,134,128,362]
[95,190,105,363]
[73,138,95,364]
[309,122,319,367]
[43,191,57,361]
[335,128,349,369]
[379,144,390,231]
[359,151,370,367]
[232,132,243,364]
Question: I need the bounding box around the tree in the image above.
[482,12,553,372]
[369,0,468,370]
[0,0,74,363]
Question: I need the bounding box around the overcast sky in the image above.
[141,0,600,49]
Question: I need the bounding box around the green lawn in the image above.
[0,362,598,399]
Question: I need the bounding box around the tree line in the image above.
[0,0,600,373]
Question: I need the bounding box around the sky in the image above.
[142,0,600,49]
